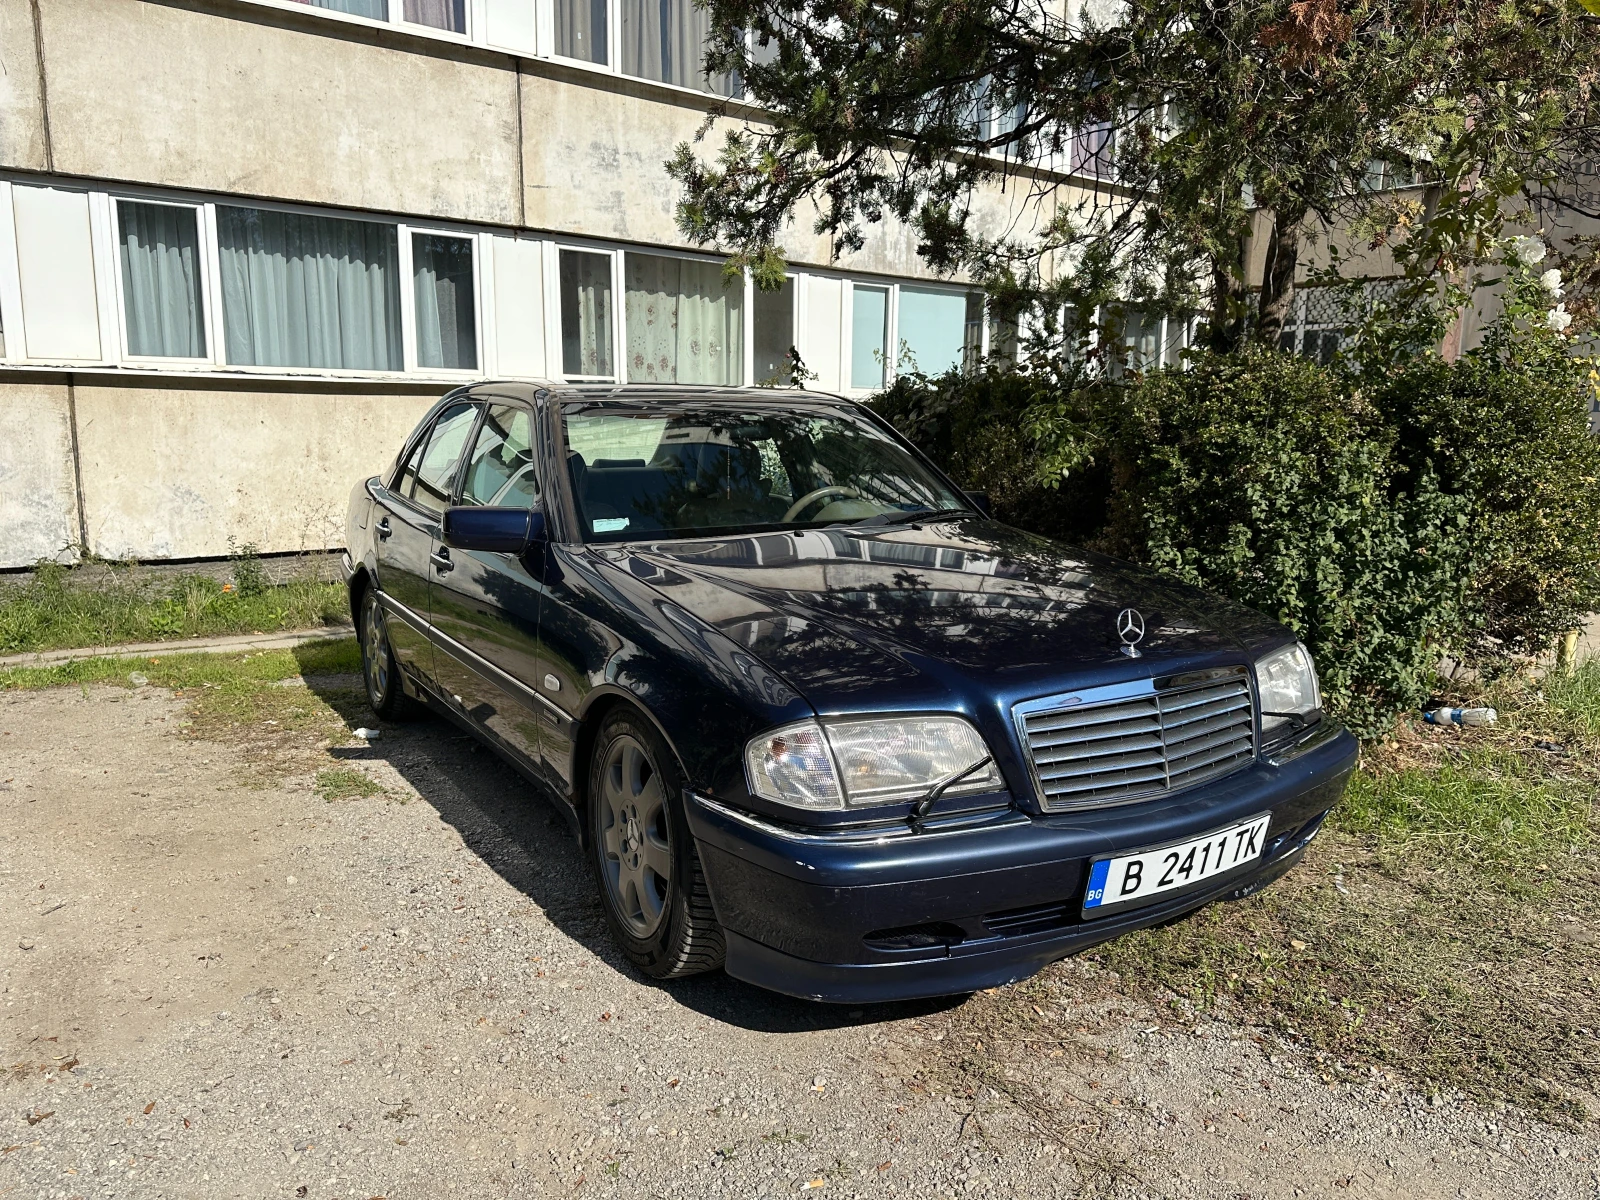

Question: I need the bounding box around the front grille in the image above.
[1017,669,1256,811]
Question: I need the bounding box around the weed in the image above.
[761,1128,809,1145]
[315,768,383,803]
[0,558,346,656]
[227,538,269,599]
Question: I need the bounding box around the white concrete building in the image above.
[0,0,1096,568]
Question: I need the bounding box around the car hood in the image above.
[596,516,1287,713]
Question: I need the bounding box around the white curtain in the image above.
[403,0,464,30]
[118,201,206,358]
[555,0,608,62]
[218,207,403,371]
[309,0,386,16]
[621,0,737,94]
[560,250,615,377]
[625,253,743,385]
[413,234,477,370]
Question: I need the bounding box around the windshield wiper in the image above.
[847,506,974,529]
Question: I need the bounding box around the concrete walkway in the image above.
[0,622,354,669]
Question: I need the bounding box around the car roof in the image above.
[461,381,858,407]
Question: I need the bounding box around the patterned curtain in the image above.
[625,254,744,386]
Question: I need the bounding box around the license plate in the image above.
[1083,813,1272,913]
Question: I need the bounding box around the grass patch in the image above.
[1083,660,1600,1123]
[0,558,348,655]
[0,638,360,691]
[315,767,384,802]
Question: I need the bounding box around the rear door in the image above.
[372,399,480,688]
[429,400,551,766]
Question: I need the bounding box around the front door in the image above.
[429,400,550,767]
[376,399,480,690]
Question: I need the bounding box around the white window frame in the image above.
[107,194,219,367]
[246,0,475,44]
[400,223,486,377]
[0,181,20,365]
[845,279,896,396]
[548,239,623,384]
[749,269,806,388]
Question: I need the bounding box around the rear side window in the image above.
[410,402,480,513]
[460,403,539,508]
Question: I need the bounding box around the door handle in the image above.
[429,547,454,573]
[376,517,392,540]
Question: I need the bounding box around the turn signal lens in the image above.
[744,720,842,809]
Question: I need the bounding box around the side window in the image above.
[460,403,540,508]
[394,435,427,498]
[411,402,480,514]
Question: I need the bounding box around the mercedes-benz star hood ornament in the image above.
[1116,608,1146,658]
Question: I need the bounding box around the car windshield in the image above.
[561,400,971,542]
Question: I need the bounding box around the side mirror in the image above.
[964,490,992,517]
[442,507,546,554]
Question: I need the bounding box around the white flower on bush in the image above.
[1540,268,1565,298]
[1510,235,1547,265]
[1546,303,1573,333]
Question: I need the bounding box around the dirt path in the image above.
[2,681,1596,1199]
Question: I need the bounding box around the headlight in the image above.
[745,715,1001,811]
[1254,642,1321,737]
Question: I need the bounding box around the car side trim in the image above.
[373,589,567,721]
[376,590,431,634]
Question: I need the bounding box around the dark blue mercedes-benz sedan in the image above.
[343,381,1357,1003]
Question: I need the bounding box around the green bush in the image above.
[874,307,1600,737]
[1097,351,1473,736]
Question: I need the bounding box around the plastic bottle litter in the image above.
[1423,706,1497,727]
[352,727,381,741]
[128,671,149,687]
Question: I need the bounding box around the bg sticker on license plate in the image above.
[1083,813,1272,913]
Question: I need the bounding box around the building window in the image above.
[404,0,465,32]
[556,0,608,62]
[217,206,403,371]
[619,0,739,93]
[850,284,889,389]
[412,233,477,370]
[897,286,967,376]
[560,249,616,379]
[624,252,743,385]
[117,201,207,359]
[752,277,795,385]
[307,0,387,16]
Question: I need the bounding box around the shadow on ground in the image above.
[296,643,964,1034]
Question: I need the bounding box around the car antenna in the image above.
[907,755,993,833]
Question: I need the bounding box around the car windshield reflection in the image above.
[561,401,972,542]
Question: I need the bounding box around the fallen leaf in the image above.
[1290,939,1307,950]
[667,1078,680,1088]
[143,1102,156,1115]
[26,1111,53,1125]
[877,1161,892,1171]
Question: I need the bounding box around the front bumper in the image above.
[685,720,1357,1004]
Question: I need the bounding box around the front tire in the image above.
[359,587,415,721]
[589,708,724,979]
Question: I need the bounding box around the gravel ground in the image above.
[3,680,1597,1199]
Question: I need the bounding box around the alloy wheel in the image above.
[598,733,673,937]
[362,592,392,707]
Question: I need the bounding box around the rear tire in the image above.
[359,587,415,721]
[589,707,724,979]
